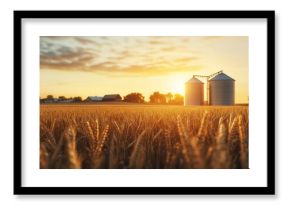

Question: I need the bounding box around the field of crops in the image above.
[40,104,248,169]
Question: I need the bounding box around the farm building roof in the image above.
[185,76,203,84]
[103,94,122,100]
[209,73,235,81]
[86,96,103,101]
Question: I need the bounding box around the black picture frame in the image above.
[14,10,275,195]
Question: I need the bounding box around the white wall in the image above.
[0,0,287,204]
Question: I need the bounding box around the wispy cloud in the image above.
[73,37,100,45]
[40,36,203,75]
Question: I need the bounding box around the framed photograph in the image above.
[14,10,275,195]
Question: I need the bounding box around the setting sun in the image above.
[170,81,184,95]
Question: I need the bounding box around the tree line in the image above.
[40,95,82,103]
[123,92,183,105]
[41,92,184,105]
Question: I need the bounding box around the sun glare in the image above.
[171,81,184,95]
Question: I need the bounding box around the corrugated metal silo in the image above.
[208,72,235,105]
[184,76,204,105]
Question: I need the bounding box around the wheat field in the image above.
[40,104,248,169]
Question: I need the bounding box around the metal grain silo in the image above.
[208,72,235,105]
[184,76,204,105]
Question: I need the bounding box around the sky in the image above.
[40,36,248,103]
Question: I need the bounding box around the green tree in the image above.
[170,93,184,105]
[166,92,173,103]
[124,93,145,103]
[73,96,82,102]
[149,92,166,104]
[58,96,66,101]
[47,95,53,100]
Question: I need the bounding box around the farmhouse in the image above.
[102,94,122,101]
[41,98,58,103]
[85,96,103,102]
[57,98,74,103]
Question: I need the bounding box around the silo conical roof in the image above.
[185,76,204,84]
[209,72,235,81]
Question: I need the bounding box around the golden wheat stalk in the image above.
[85,121,96,152]
[63,126,81,169]
[228,116,242,168]
[40,143,48,168]
[164,129,172,168]
[177,115,191,167]
[197,111,209,140]
[96,124,109,155]
[129,129,147,168]
[211,122,230,168]
[95,119,100,142]
[217,120,227,146]
[177,115,203,168]
[238,115,248,168]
